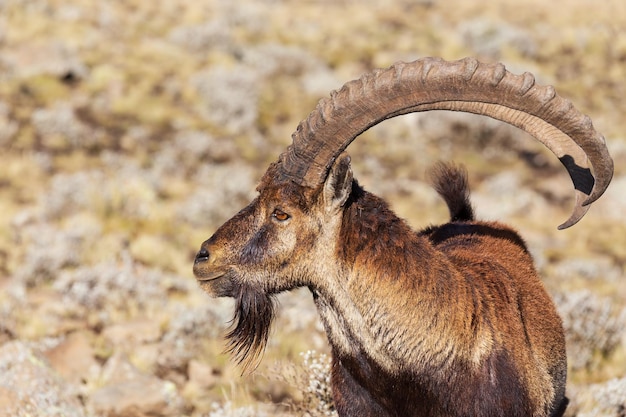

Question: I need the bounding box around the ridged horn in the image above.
[279,57,613,229]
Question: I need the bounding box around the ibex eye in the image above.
[272,209,290,222]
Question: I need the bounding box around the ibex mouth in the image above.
[195,271,225,282]
[193,263,229,282]
[194,266,236,298]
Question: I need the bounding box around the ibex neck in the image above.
[311,188,474,376]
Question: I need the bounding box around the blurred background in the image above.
[0,0,625,416]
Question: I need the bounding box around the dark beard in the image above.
[225,283,276,372]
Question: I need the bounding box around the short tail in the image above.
[428,161,474,222]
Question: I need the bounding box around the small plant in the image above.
[300,350,336,417]
[270,350,336,417]
[574,377,626,417]
[208,401,267,417]
[554,290,626,371]
[590,377,626,417]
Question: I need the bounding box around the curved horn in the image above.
[279,57,613,229]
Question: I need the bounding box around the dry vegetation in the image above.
[0,0,625,416]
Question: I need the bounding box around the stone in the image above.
[0,341,86,417]
[102,318,163,347]
[187,359,217,389]
[43,330,101,385]
[88,352,183,417]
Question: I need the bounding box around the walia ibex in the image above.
[193,57,613,417]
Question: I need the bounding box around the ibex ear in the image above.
[323,153,353,212]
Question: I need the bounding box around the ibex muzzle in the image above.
[193,57,613,417]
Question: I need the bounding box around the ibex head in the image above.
[193,57,613,371]
[193,155,355,368]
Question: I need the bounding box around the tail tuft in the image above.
[428,161,474,222]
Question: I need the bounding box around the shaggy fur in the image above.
[316,164,568,416]
[428,161,474,222]
[225,283,276,372]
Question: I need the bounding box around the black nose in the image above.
[195,247,210,264]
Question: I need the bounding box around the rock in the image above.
[181,360,218,413]
[187,359,217,389]
[131,343,161,374]
[0,386,20,416]
[0,340,86,417]
[102,319,163,347]
[43,330,101,386]
[2,40,88,79]
[88,352,184,417]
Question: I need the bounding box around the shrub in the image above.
[52,257,189,326]
[157,303,228,371]
[554,290,626,371]
[12,223,84,287]
[208,401,268,417]
[191,66,260,134]
[270,350,337,417]
[300,350,336,417]
[574,377,626,417]
[177,163,256,228]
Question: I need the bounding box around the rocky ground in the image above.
[1,0,625,416]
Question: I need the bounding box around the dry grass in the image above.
[1,0,625,415]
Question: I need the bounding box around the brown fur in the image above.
[428,161,474,222]
[194,160,568,416]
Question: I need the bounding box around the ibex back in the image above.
[193,57,613,417]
